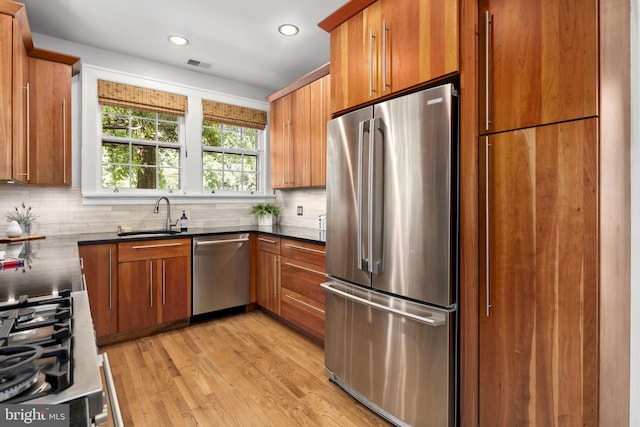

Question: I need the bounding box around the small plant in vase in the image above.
[6,202,38,236]
[251,203,282,227]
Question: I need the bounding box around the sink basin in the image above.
[117,230,181,238]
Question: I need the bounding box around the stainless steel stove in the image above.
[0,290,117,426]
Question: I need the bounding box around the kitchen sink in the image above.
[117,230,182,238]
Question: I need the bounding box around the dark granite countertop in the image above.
[0,235,83,300]
[77,225,326,246]
[0,225,323,300]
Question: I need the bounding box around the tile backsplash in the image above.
[0,186,326,237]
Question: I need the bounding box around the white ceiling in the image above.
[19,0,345,92]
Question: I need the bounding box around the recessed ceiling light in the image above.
[278,24,299,36]
[168,35,189,46]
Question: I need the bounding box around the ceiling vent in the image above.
[187,59,213,69]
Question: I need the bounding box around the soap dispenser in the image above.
[180,210,188,232]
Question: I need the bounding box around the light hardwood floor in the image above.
[100,310,390,426]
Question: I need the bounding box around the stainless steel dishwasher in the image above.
[192,233,250,315]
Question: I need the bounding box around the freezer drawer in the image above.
[192,234,250,315]
[322,280,456,427]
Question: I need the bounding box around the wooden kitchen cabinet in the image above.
[78,243,118,338]
[27,56,73,186]
[479,119,598,425]
[309,74,330,186]
[0,10,28,182]
[268,66,330,189]
[118,238,191,332]
[326,0,459,113]
[280,239,326,342]
[255,234,281,315]
[478,0,598,134]
[270,86,311,188]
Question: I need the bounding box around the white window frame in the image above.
[81,64,273,205]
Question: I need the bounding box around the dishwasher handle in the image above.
[194,237,249,246]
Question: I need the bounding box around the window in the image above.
[201,99,267,194]
[202,122,260,192]
[81,65,270,202]
[101,106,182,190]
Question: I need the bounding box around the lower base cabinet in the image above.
[256,237,326,342]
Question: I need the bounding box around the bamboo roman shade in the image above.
[97,80,188,116]
[202,99,267,130]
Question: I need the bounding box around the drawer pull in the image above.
[258,237,278,244]
[285,294,325,314]
[283,243,325,255]
[131,243,183,250]
[283,262,325,277]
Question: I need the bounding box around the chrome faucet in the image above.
[153,197,178,231]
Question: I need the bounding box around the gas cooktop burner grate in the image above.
[0,292,73,403]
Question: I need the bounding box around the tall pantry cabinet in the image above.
[478,0,629,425]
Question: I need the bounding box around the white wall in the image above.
[0,34,326,236]
[630,1,639,425]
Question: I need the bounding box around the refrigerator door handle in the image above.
[321,282,445,327]
[371,117,384,274]
[358,119,371,272]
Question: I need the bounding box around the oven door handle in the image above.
[99,352,124,427]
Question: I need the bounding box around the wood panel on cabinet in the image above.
[118,238,191,332]
[328,0,459,113]
[280,238,326,266]
[78,243,118,338]
[0,14,11,179]
[256,247,280,315]
[479,119,598,426]
[478,0,598,134]
[11,15,28,181]
[310,74,330,186]
[280,287,325,342]
[28,57,72,186]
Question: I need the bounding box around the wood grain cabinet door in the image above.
[79,244,118,338]
[269,95,289,189]
[158,255,190,323]
[28,57,72,186]
[478,0,598,134]
[479,119,598,426]
[256,250,280,315]
[118,260,156,332]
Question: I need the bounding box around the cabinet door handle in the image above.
[24,83,30,181]
[108,248,113,309]
[283,262,325,277]
[382,20,389,92]
[162,260,166,305]
[62,98,67,184]
[273,256,279,298]
[485,10,492,131]
[81,273,87,291]
[258,237,278,244]
[284,294,325,315]
[283,243,325,255]
[485,136,491,317]
[131,243,182,250]
[149,261,153,308]
[369,27,376,97]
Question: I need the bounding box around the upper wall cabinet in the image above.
[478,0,598,134]
[268,66,330,189]
[28,56,73,186]
[0,2,78,185]
[322,0,459,114]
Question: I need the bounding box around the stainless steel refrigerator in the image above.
[322,83,458,427]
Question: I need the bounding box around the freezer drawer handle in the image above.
[195,238,249,246]
[321,283,445,327]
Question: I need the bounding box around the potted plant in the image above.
[6,202,38,236]
[251,203,282,227]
